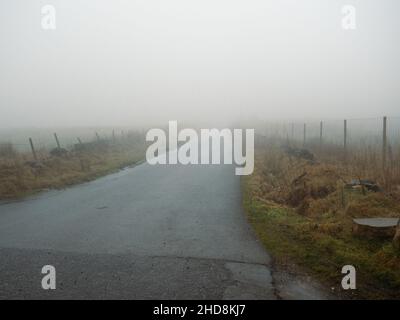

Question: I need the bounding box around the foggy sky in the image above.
[0,0,399,128]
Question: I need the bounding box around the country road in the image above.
[0,157,329,299]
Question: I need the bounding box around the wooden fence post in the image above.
[303,123,306,146]
[320,121,323,148]
[54,133,61,149]
[29,138,37,161]
[77,137,82,144]
[95,132,100,141]
[285,123,289,145]
[383,116,387,170]
[344,119,347,162]
[291,123,294,141]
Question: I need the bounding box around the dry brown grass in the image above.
[242,140,400,299]
[0,137,147,200]
[255,140,400,219]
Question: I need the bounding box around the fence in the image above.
[257,116,400,188]
[0,127,146,161]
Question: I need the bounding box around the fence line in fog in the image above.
[0,128,142,161]
[261,116,400,170]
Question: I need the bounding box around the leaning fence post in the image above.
[29,138,37,161]
[383,116,387,170]
[54,133,61,149]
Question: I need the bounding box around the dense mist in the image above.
[1,0,399,128]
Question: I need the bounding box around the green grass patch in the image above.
[242,176,400,299]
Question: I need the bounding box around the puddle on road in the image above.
[223,262,276,300]
[222,261,334,300]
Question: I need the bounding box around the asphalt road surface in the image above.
[0,156,329,299]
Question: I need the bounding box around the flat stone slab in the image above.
[353,218,399,228]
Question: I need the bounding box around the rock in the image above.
[352,218,399,238]
[25,160,44,169]
[50,147,68,157]
[282,146,315,161]
[74,140,109,152]
[345,179,382,192]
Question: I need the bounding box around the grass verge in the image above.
[242,151,400,300]
[0,139,146,200]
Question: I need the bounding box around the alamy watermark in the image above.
[341,265,356,290]
[342,5,356,30]
[41,265,56,290]
[145,121,254,175]
[41,5,56,30]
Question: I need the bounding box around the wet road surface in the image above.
[0,158,329,299]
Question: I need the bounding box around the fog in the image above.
[0,0,399,128]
